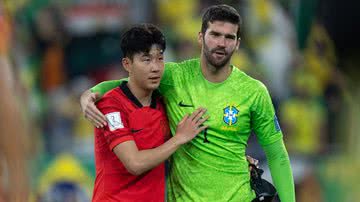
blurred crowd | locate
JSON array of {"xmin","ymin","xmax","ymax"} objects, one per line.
[{"xmin": 0, "ymin": 0, "xmax": 359, "ymax": 201}]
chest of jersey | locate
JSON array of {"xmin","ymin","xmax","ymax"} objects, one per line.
[
  {"xmin": 164, "ymin": 76, "xmax": 254, "ymax": 145},
  {"xmin": 126, "ymin": 107, "xmax": 170, "ymax": 150}
]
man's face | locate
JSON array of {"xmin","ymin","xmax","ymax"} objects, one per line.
[
  {"xmin": 200, "ymin": 21, "xmax": 240, "ymax": 69},
  {"xmin": 124, "ymin": 45, "xmax": 164, "ymax": 91}
]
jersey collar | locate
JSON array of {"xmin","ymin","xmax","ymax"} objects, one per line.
[{"xmin": 119, "ymin": 81, "xmax": 158, "ymax": 109}]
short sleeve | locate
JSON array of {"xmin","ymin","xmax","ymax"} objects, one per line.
[
  {"xmin": 96, "ymin": 95, "xmax": 133, "ymax": 151},
  {"xmin": 251, "ymin": 83, "xmax": 283, "ymax": 146}
]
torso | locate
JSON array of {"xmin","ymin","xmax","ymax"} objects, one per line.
[
  {"xmin": 93, "ymin": 82, "xmax": 170, "ymax": 202},
  {"xmin": 160, "ymin": 58, "xmax": 261, "ymax": 202}
]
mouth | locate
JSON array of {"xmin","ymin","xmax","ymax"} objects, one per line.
[
  {"xmin": 213, "ymin": 50, "xmax": 226, "ymax": 57},
  {"xmin": 149, "ymin": 76, "xmax": 161, "ymax": 81}
]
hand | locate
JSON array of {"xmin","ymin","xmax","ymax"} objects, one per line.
[
  {"xmin": 247, "ymin": 155, "xmax": 259, "ymax": 171},
  {"xmin": 80, "ymin": 90, "xmax": 107, "ymax": 128},
  {"xmin": 174, "ymin": 108, "xmax": 209, "ymax": 145}
]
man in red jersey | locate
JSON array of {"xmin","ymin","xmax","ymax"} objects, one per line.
[{"xmin": 92, "ymin": 24, "xmax": 208, "ymax": 202}]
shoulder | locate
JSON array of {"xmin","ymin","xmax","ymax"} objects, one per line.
[
  {"xmin": 232, "ymin": 67, "xmax": 268, "ymax": 93},
  {"xmin": 163, "ymin": 58, "xmax": 200, "ymax": 84},
  {"xmin": 165, "ymin": 58, "xmax": 199, "ymax": 72},
  {"xmin": 96, "ymin": 88, "xmax": 124, "ymax": 109}
]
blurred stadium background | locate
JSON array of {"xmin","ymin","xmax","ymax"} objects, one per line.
[{"xmin": 1, "ymin": 0, "xmax": 359, "ymax": 201}]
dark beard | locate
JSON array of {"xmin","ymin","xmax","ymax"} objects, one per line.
[{"xmin": 203, "ymin": 45, "xmax": 233, "ymax": 69}]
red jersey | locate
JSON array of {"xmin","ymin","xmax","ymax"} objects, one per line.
[{"xmin": 92, "ymin": 81, "xmax": 170, "ymax": 202}]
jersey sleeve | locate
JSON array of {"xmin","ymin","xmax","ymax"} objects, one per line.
[
  {"xmin": 263, "ymin": 139, "xmax": 295, "ymax": 202},
  {"xmin": 251, "ymin": 82, "xmax": 283, "ymax": 146},
  {"xmin": 91, "ymin": 79, "xmax": 127, "ymax": 97},
  {"xmin": 96, "ymin": 95, "xmax": 133, "ymax": 151}
]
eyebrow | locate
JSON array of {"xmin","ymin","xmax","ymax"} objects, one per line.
[
  {"xmin": 140, "ymin": 52, "xmax": 164, "ymax": 57},
  {"xmin": 141, "ymin": 53, "xmax": 150, "ymax": 57},
  {"xmin": 209, "ymin": 30, "xmax": 236, "ymax": 39}
]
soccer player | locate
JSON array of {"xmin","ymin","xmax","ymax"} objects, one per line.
[
  {"xmin": 82, "ymin": 5, "xmax": 295, "ymax": 202},
  {"xmin": 91, "ymin": 24, "xmax": 208, "ymax": 202}
]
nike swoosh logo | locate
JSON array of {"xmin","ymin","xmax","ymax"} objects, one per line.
[
  {"xmin": 131, "ymin": 128, "xmax": 143, "ymax": 133},
  {"xmin": 178, "ymin": 101, "xmax": 194, "ymax": 108}
]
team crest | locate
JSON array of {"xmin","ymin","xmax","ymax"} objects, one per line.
[{"xmin": 223, "ymin": 106, "xmax": 239, "ymax": 125}]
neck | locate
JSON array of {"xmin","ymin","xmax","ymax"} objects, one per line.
[
  {"xmin": 127, "ymin": 79, "xmax": 152, "ymax": 106},
  {"xmin": 200, "ymin": 54, "xmax": 232, "ymax": 83}
]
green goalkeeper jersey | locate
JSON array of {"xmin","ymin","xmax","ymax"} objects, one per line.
[
  {"xmin": 160, "ymin": 58, "xmax": 282, "ymax": 202},
  {"xmin": 92, "ymin": 58, "xmax": 285, "ymax": 202}
]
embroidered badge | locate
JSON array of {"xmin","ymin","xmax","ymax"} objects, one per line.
[
  {"xmin": 106, "ymin": 112, "xmax": 124, "ymax": 131},
  {"xmin": 223, "ymin": 106, "xmax": 239, "ymax": 126}
]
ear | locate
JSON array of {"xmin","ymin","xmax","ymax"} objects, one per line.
[
  {"xmin": 235, "ymin": 37, "xmax": 241, "ymax": 50},
  {"xmin": 198, "ymin": 32, "xmax": 203, "ymax": 47},
  {"xmin": 122, "ymin": 57, "xmax": 131, "ymax": 73}
]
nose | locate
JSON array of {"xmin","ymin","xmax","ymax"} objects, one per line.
[
  {"xmin": 217, "ymin": 36, "xmax": 226, "ymax": 47},
  {"xmin": 150, "ymin": 61, "xmax": 161, "ymax": 72}
]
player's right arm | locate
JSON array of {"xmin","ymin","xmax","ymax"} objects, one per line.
[
  {"xmin": 113, "ymin": 108, "xmax": 208, "ymax": 175},
  {"xmin": 98, "ymin": 96, "xmax": 208, "ymax": 176}
]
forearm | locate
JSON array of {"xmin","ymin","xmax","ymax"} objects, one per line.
[
  {"xmin": 116, "ymin": 109, "xmax": 207, "ymax": 175},
  {"xmin": 91, "ymin": 80, "xmax": 123, "ymax": 96},
  {"xmin": 120, "ymin": 136, "xmax": 182, "ymax": 175},
  {"xmin": 263, "ymin": 139, "xmax": 295, "ymax": 202}
]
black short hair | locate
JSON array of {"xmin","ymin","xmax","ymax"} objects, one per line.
[
  {"xmin": 201, "ymin": 4, "xmax": 242, "ymax": 38},
  {"xmin": 121, "ymin": 23, "xmax": 166, "ymax": 59}
]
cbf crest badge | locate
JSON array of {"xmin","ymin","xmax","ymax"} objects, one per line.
[{"xmin": 223, "ymin": 106, "xmax": 239, "ymax": 125}]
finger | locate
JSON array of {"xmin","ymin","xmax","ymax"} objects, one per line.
[
  {"xmin": 246, "ymin": 156, "xmax": 259, "ymax": 168},
  {"xmin": 92, "ymin": 120, "xmax": 102, "ymax": 128},
  {"xmin": 86, "ymin": 112, "xmax": 103, "ymax": 128},
  {"xmin": 85, "ymin": 113, "xmax": 103, "ymax": 128},
  {"xmin": 246, "ymin": 155, "xmax": 254, "ymax": 163},
  {"xmin": 196, "ymin": 125, "xmax": 208, "ymax": 134},
  {"xmin": 86, "ymin": 107, "xmax": 105, "ymax": 126},
  {"xmin": 188, "ymin": 108, "xmax": 200, "ymax": 121},
  {"xmin": 249, "ymin": 156, "xmax": 258, "ymax": 165},
  {"xmin": 195, "ymin": 115, "xmax": 209, "ymax": 126},
  {"xmin": 178, "ymin": 114, "xmax": 189, "ymax": 125},
  {"xmin": 189, "ymin": 108, "xmax": 203, "ymax": 121},
  {"xmin": 86, "ymin": 109, "xmax": 106, "ymax": 127},
  {"xmin": 88, "ymin": 103, "xmax": 107, "ymax": 124},
  {"xmin": 254, "ymin": 159, "xmax": 259, "ymax": 167},
  {"xmin": 192, "ymin": 108, "xmax": 207, "ymax": 123}
]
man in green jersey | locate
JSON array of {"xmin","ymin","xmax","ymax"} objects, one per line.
[{"xmin": 80, "ymin": 4, "xmax": 295, "ymax": 202}]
